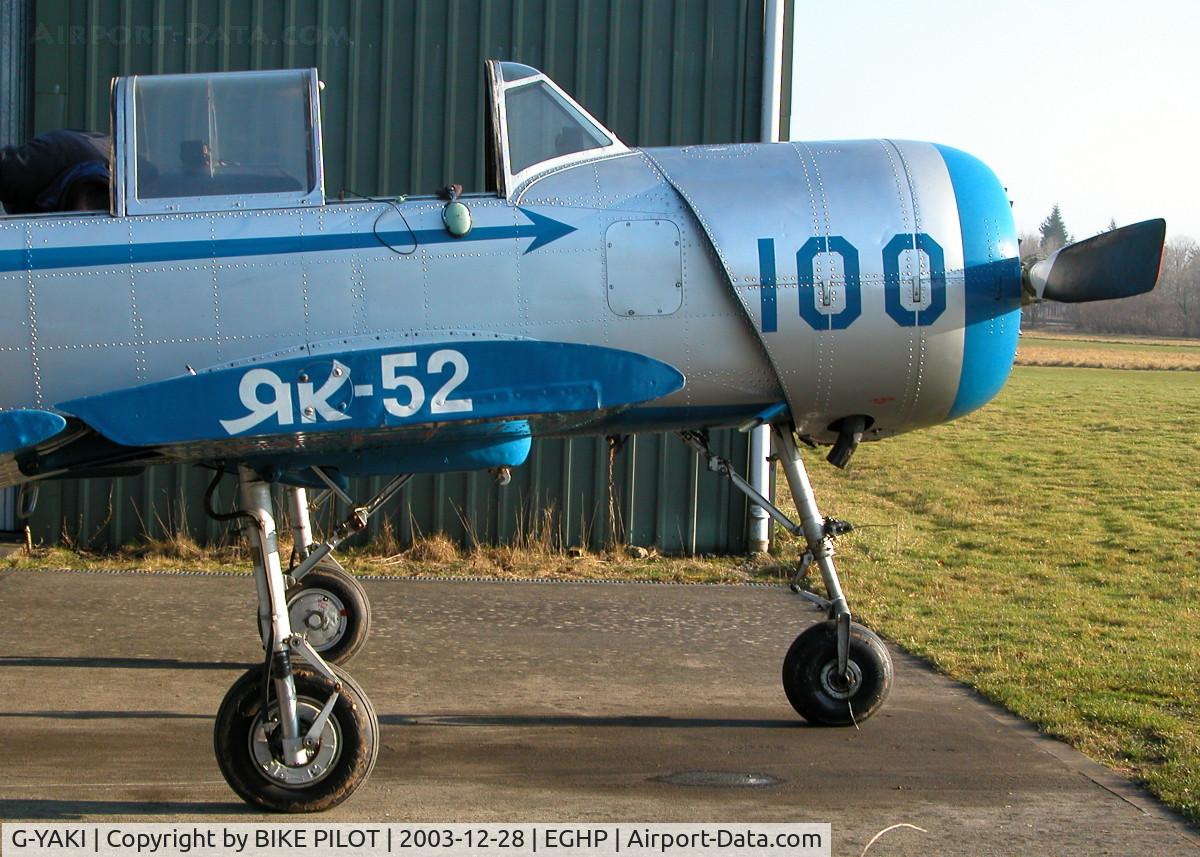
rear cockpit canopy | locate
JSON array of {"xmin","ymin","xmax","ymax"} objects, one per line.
[
  {"xmin": 486, "ymin": 61, "xmax": 627, "ymax": 198},
  {"xmin": 113, "ymin": 68, "xmax": 324, "ymax": 215}
]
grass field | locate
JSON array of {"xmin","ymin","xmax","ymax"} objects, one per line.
[
  {"xmin": 783, "ymin": 364, "xmax": 1200, "ymax": 823},
  {"xmin": 8, "ymin": 340, "xmax": 1199, "ymax": 823}
]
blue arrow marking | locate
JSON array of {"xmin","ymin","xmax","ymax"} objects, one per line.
[
  {"xmin": 385, "ymin": 207, "xmax": 576, "ymax": 255},
  {"xmin": 0, "ymin": 206, "xmax": 576, "ymax": 272}
]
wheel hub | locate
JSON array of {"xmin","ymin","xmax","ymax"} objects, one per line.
[
  {"xmin": 251, "ymin": 698, "xmax": 340, "ymax": 787},
  {"xmin": 289, "ymin": 588, "xmax": 347, "ymax": 650},
  {"xmin": 818, "ymin": 659, "xmax": 863, "ymax": 700}
]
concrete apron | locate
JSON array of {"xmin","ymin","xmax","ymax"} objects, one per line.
[{"xmin": 0, "ymin": 569, "xmax": 1195, "ymax": 856}]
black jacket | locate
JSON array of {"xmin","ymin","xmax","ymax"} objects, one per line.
[{"xmin": 0, "ymin": 129, "xmax": 111, "ymax": 214}]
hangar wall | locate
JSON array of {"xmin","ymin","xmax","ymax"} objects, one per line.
[{"xmin": 20, "ymin": 0, "xmax": 771, "ymax": 554}]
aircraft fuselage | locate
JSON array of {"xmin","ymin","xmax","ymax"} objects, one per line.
[{"xmin": 0, "ymin": 138, "xmax": 1021, "ymax": 468}]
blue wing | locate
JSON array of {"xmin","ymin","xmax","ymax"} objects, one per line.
[{"xmin": 0, "ymin": 339, "xmax": 685, "ymax": 486}]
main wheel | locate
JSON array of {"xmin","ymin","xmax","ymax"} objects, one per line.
[
  {"xmin": 286, "ymin": 563, "xmax": 371, "ymax": 665},
  {"xmin": 782, "ymin": 620, "xmax": 893, "ymax": 726},
  {"xmin": 214, "ymin": 663, "xmax": 379, "ymax": 812}
]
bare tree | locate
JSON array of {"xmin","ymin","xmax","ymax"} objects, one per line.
[{"xmin": 1160, "ymin": 238, "xmax": 1200, "ymax": 337}]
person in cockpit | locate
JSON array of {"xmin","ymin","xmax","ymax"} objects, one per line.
[{"xmin": 0, "ymin": 129, "xmax": 111, "ymax": 214}]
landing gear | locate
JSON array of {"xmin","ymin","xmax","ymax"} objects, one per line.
[
  {"xmin": 682, "ymin": 422, "xmax": 894, "ymax": 726},
  {"xmin": 214, "ymin": 662, "xmax": 379, "ymax": 812},
  {"xmin": 286, "ymin": 561, "xmax": 371, "ymax": 665},
  {"xmin": 781, "ymin": 620, "xmax": 892, "ymax": 725},
  {"xmin": 255, "ymin": 555, "xmax": 372, "ymax": 665},
  {"xmin": 272, "ymin": 476, "xmax": 408, "ymax": 665},
  {"xmin": 208, "ymin": 466, "xmax": 400, "ymax": 811}
]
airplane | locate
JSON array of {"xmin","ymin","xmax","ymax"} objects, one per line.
[{"xmin": 0, "ymin": 62, "xmax": 1166, "ymax": 812}]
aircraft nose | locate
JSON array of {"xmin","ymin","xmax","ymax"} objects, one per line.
[{"xmin": 933, "ymin": 144, "xmax": 1023, "ymax": 421}]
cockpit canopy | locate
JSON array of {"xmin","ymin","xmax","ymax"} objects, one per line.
[
  {"xmin": 486, "ymin": 61, "xmax": 627, "ymax": 197},
  {"xmin": 108, "ymin": 62, "xmax": 622, "ymax": 214},
  {"xmin": 113, "ymin": 68, "xmax": 324, "ymax": 215}
]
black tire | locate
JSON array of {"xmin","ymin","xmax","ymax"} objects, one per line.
[
  {"xmin": 286, "ymin": 563, "xmax": 371, "ymax": 665},
  {"xmin": 213, "ymin": 662, "xmax": 379, "ymax": 813},
  {"xmin": 782, "ymin": 620, "xmax": 893, "ymax": 726}
]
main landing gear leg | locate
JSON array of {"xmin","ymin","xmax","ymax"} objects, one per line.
[
  {"xmin": 681, "ymin": 426, "xmax": 893, "ymax": 726},
  {"xmin": 213, "ymin": 466, "xmax": 379, "ymax": 812},
  {"xmin": 287, "ymin": 486, "xmax": 316, "ymax": 556},
  {"xmin": 278, "ymin": 473, "xmax": 410, "ymax": 665},
  {"xmin": 283, "ymin": 485, "xmax": 370, "ymax": 665}
]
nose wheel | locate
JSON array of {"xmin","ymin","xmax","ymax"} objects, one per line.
[{"xmin": 782, "ymin": 620, "xmax": 892, "ymax": 725}]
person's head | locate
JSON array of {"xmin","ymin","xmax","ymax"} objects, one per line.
[
  {"xmin": 180, "ymin": 140, "xmax": 211, "ymax": 172},
  {"xmin": 65, "ymin": 179, "xmax": 109, "ymax": 212}
]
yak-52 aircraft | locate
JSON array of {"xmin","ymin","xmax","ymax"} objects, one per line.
[{"xmin": 0, "ymin": 63, "xmax": 1165, "ymax": 811}]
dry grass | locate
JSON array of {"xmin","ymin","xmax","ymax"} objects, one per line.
[
  {"xmin": 344, "ymin": 533, "xmax": 790, "ymax": 585},
  {"xmin": 6, "ymin": 528, "xmax": 793, "ymax": 587},
  {"xmin": 1016, "ymin": 333, "xmax": 1200, "ymax": 371},
  {"xmin": 1016, "ymin": 343, "xmax": 1200, "ymax": 371},
  {"xmin": 12, "ymin": 541, "xmax": 251, "ymax": 573},
  {"xmin": 1021, "ymin": 331, "xmax": 1200, "ymax": 348},
  {"xmin": 394, "ymin": 531, "xmax": 460, "ymax": 564}
]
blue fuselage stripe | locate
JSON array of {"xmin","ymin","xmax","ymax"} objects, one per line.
[
  {"xmin": 935, "ymin": 144, "xmax": 1023, "ymax": 420},
  {"xmin": 0, "ymin": 212, "xmax": 563, "ymax": 273}
]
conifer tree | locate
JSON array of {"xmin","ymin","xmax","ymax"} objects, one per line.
[{"xmin": 1039, "ymin": 205, "xmax": 1071, "ymax": 253}]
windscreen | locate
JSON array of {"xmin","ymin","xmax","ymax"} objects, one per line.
[
  {"xmin": 504, "ymin": 82, "xmax": 611, "ymax": 175},
  {"xmin": 133, "ymin": 71, "xmax": 314, "ymax": 200}
]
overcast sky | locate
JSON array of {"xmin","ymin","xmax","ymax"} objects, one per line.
[{"xmin": 788, "ymin": 0, "xmax": 1198, "ymax": 243}]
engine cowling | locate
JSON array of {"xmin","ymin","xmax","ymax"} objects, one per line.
[{"xmin": 644, "ymin": 139, "xmax": 1023, "ymax": 444}]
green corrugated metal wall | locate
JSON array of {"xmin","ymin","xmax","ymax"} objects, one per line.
[{"xmin": 25, "ymin": 0, "xmax": 765, "ymax": 554}]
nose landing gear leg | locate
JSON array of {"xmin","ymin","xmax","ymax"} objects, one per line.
[
  {"xmin": 773, "ymin": 428, "xmax": 852, "ymax": 674},
  {"xmin": 680, "ymin": 424, "xmax": 893, "ymax": 726},
  {"xmin": 770, "ymin": 426, "xmax": 892, "ymax": 726}
]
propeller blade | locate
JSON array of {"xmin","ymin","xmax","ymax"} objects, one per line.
[{"xmin": 1025, "ymin": 218, "xmax": 1166, "ymax": 303}]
